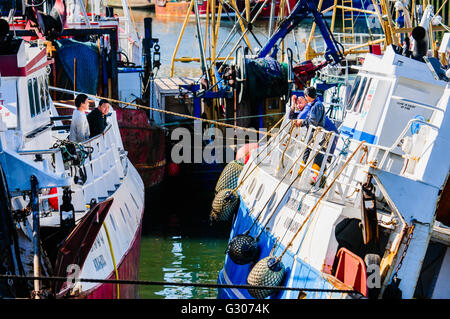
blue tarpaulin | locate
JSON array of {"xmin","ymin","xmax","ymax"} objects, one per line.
[
  {"xmin": 55, "ymin": 39, "xmax": 100, "ymax": 95},
  {"xmin": 246, "ymin": 56, "xmax": 288, "ymax": 101}
]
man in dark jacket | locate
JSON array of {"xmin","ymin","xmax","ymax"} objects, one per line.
[
  {"xmin": 87, "ymin": 99, "xmax": 110, "ymax": 137},
  {"xmin": 293, "ymin": 87, "xmax": 337, "ymax": 183}
]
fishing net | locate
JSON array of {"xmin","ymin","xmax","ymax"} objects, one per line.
[{"xmin": 245, "ymin": 57, "xmax": 288, "ymax": 102}]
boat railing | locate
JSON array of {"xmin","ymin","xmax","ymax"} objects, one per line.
[
  {"xmin": 307, "ymin": 32, "xmax": 384, "ymax": 58},
  {"xmin": 250, "ymin": 115, "xmax": 437, "ymax": 206},
  {"xmin": 378, "ymin": 118, "xmax": 440, "ymax": 170},
  {"xmin": 117, "ymin": 7, "xmax": 142, "ymax": 65},
  {"xmin": 333, "ymin": 32, "xmax": 384, "ymax": 49},
  {"xmin": 15, "ymin": 108, "xmax": 128, "ymax": 219},
  {"xmin": 78, "ymin": 111, "xmax": 126, "ymax": 204},
  {"xmin": 270, "ymin": 112, "xmax": 442, "ymax": 205}
]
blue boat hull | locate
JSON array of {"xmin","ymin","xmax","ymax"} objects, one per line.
[{"xmin": 217, "ymin": 198, "xmax": 342, "ymax": 299}]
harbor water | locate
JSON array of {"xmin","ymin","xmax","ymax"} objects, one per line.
[{"xmin": 123, "ymin": 10, "xmax": 381, "ymax": 299}]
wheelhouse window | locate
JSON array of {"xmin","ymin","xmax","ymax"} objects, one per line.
[
  {"xmin": 39, "ymin": 76, "xmax": 49, "ymax": 111},
  {"xmin": 345, "ymin": 75, "xmax": 361, "ymax": 111},
  {"xmin": 353, "ymin": 78, "xmax": 372, "ymax": 113},
  {"xmin": 352, "ymin": 77, "xmax": 368, "ymax": 112},
  {"xmin": 28, "ymin": 79, "xmax": 36, "ymax": 117},
  {"xmin": 33, "ymin": 78, "xmax": 41, "ymax": 115}
]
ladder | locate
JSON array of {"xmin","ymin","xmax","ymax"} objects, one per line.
[{"xmin": 341, "ymin": 0, "xmax": 355, "ymax": 45}]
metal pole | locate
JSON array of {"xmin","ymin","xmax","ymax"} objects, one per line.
[
  {"xmin": 216, "ymin": 0, "xmax": 272, "ymax": 73},
  {"xmin": 194, "ymin": 0, "xmax": 211, "ymax": 83},
  {"xmin": 73, "ymin": 58, "xmax": 77, "ymax": 99},
  {"xmin": 170, "ymin": 0, "xmax": 195, "ymax": 77},
  {"xmin": 285, "ymin": 0, "xmax": 301, "ymax": 61},
  {"xmin": 77, "ymin": 0, "xmax": 92, "ymax": 28},
  {"xmin": 215, "ymin": 1, "xmax": 247, "ymax": 58},
  {"xmin": 30, "ymin": 175, "xmax": 40, "ymax": 299},
  {"xmin": 268, "ymin": 0, "xmax": 276, "ymax": 38}
]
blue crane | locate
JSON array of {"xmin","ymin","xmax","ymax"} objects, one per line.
[
  {"xmin": 178, "ymin": 0, "xmax": 345, "ymax": 127},
  {"xmin": 258, "ymin": 0, "xmax": 344, "ymax": 64}
]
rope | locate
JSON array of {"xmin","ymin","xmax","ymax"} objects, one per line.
[
  {"xmin": 103, "ymin": 222, "xmax": 120, "ymax": 299},
  {"xmin": 272, "ymin": 132, "xmax": 334, "ymax": 246},
  {"xmin": 277, "ymin": 141, "xmax": 367, "ymax": 260},
  {"xmin": 431, "ymin": 12, "xmax": 450, "ymax": 32},
  {"xmin": 279, "ymin": 122, "xmax": 295, "ymax": 169},
  {"xmin": 233, "ymin": 119, "xmax": 290, "ymax": 192},
  {"xmin": 161, "ymin": 112, "xmax": 286, "ymax": 127},
  {"xmin": 319, "ymin": 136, "xmax": 350, "ymax": 182},
  {"xmin": 257, "ymin": 131, "xmax": 334, "ymax": 243},
  {"xmin": 246, "ymin": 129, "xmax": 323, "ymax": 234},
  {"xmin": 49, "ymin": 86, "xmax": 274, "ymax": 137},
  {"xmin": 0, "ymin": 274, "xmax": 361, "ymax": 295}
]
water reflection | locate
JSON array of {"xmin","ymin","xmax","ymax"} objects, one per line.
[{"xmin": 139, "ymin": 235, "xmax": 228, "ymax": 299}]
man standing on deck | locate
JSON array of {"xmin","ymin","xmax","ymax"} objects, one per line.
[
  {"xmin": 292, "ymin": 87, "xmax": 339, "ymax": 182},
  {"xmin": 87, "ymin": 99, "xmax": 110, "ymax": 137},
  {"xmin": 69, "ymin": 94, "xmax": 90, "ymax": 143}
]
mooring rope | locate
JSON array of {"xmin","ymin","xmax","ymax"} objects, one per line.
[
  {"xmin": 263, "ymin": 131, "xmax": 334, "ymax": 243},
  {"xmin": 277, "ymin": 141, "xmax": 367, "ymax": 261},
  {"xmin": 49, "ymin": 86, "xmax": 275, "ymax": 137},
  {"xmin": 244, "ymin": 129, "xmax": 323, "ymax": 235},
  {"xmin": 233, "ymin": 118, "xmax": 290, "ymax": 192},
  {"xmin": 161, "ymin": 112, "xmax": 285, "ymax": 127},
  {"xmin": 0, "ymin": 274, "xmax": 361, "ymax": 295}
]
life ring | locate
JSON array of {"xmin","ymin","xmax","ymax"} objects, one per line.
[{"xmin": 156, "ymin": 0, "xmax": 167, "ymax": 7}]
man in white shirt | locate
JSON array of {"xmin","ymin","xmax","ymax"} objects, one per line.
[{"xmin": 69, "ymin": 94, "xmax": 90, "ymax": 143}]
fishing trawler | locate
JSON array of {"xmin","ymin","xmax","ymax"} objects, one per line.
[
  {"xmin": 0, "ymin": 20, "xmax": 145, "ymax": 299},
  {"xmin": 153, "ymin": 0, "xmax": 294, "ymax": 18},
  {"xmin": 214, "ymin": 21, "xmax": 450, "ymax": 298},
  {"xmin": 109, "ymin": 0, "xmax": 154, "ymax": 11},
  {"xmin": 4, "ymin": 0, "xmax": 166, "ymax": 190}
]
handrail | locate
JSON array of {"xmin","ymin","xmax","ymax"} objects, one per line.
[
  {"xmin": 379, "ymin": 119, "xmax": 439, "ymax": 168},
  {"xmin": 50, "ymin": 115, "xmax": 73, "ymax": 121},
  {"xmin": 81, "ymin": 124, "xmax": 113, "ymax": 145},
  {"xmin": 17, "ymin": 149, "xmax": 61, "ymax": 156},
  {"xmin": 53, "ymin": 102, "xmax": 76, "ymax": 110}
]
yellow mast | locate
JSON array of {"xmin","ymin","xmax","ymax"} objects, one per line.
[
  {"xmin": 305, "ymin": 0, "xmax": 325, "ymax": 60},
  {"xmin": 230, "ymin": 0, "xmax": 253, "ymax": 53},
  {"xmin": 170, "ymin": 0, "xmax": 195, "ymax": 77}
]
